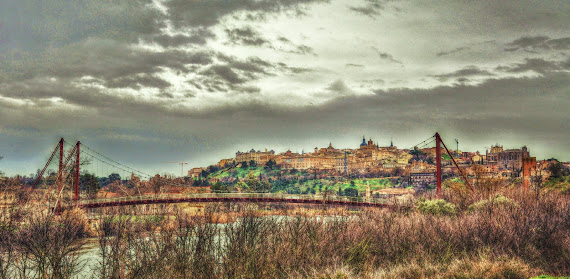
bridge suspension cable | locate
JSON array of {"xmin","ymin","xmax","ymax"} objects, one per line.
[
  {"xmin": 78, "ymin": 142, "xmax": 192, "ymax": 190},
  {"xmin": 416, "ymin": 138, "xmax": 436, "ymax": 149},
  {"xmin": 80, "ymin": 143, "xmax": 153, "ymax": 178},
  {"xmin": 408, "ymin": 135, "xmax": 436, "ymax": 150}
]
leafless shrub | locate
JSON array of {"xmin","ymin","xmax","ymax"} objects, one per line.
[
  {"xmin": 84, "ymin": 189, "xmax": 569, "ymax": 278},
  {"xmin": 0, "ymin": 214, "xmax": 16, "ymax": 279},
  {"xmin": 14, "ymin": 210, "xmax": 87, "ymax": 279},
  {"xmin": 3, "ymin": 184, "xmax": 562, "ymax": 279}
]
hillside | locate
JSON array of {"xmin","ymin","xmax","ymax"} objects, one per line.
[{"xmin": 206, "ymin": 165, "xmax": 402, "ymax": 196}]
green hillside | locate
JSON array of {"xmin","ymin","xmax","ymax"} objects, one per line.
[{"xmin": 205, "ymin": 165, "xmax": 399, "ymax": 196}]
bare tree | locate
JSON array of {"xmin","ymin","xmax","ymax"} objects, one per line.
[{"xmin": 16, "ymin": 210, "xmax": 87, "ymax": 279}]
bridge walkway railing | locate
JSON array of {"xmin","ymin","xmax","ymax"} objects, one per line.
[{"xmin": 78, "ymin": 193, "xmax": 391, "ymax": 207}]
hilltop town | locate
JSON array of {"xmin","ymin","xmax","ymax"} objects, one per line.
[
  {"xmin": 187, "ymin": 136, "xmax": 568, "ymax": 194},
  {"xmin": 3, "ymin": 136, "xmax": 567, "ymax": 201}
]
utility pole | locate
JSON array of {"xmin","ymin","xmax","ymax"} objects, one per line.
[
  {"xmin": 344, "ymin": 150, "xmax": 348, "ymax": 175},
  {"xmin": 455, "ymin": 139, "xmax": 459, "ymax": 158},
  {"xmin": 163, "ymin": 161, "xmax": 189, "ymax": 177}
]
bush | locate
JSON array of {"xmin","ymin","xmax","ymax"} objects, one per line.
[
  {"xmin": 4, "ymin": 187, "xmax": 569, "ymax": 278},
  {"xmin": 417, "ymin": 199, "xmax": 456, "ymax": 216},
  {"xmin": 531, "ymin": 276, "xmax": 570, "ymax": 279},
  {"xmin": 468, "ymin": 194, "xmax": 517, "ymax": 212},
  {"xmin": 345, "ymin": 238, "xmax": 371, "ymax": 274},
  {"xmin": 545, "ymin": 176, "xmax": 570, "ymax": 194}
]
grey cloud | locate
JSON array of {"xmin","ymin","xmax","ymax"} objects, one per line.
[
  {"xmin": 495, "ymin": 58, "xmax": 566, "ymax": 74},
  {"xmin": 0, "ymin": 0, "xmax": 327, "ymax": 101},
  {"xmin": 559, "ymin": 57, "xmax": 570, "ymax": 70},
  {"xmin": 547, "ymin": 37, "xmax": 570, "ymax": 50},
  {"xmin": 504, "ymin": 35, "xmax": 570, "ymax": 52},
  {"xmin": 276, "ymin": 61, "xmax": 320, "ymax": 75},
  {"xmin": 225, "ymin": 26, "xmax": 270, "ymax": 46},
  {"xmin": 219, "ymin": 56, "xmax": 312, "ymax": 77},
  {"xmin": 423, "ymin": 2, "xmax": 569, "ymax": 36},
  {"xmin": 0, "ymin": 76, "xmax": 210, "ymax": 123},
  {"xmin": 0, "ymin": 81, "xmax": 163, "ymax": 122},
  {"xmin": 229, "ymin": 57, "xmax": 273, "ymax": 74},
  {"xmin": 0, "ymin": 0, "xmax": 163, "ymax": 54},
  {"xmin": 151, "ymin": 29, "xmax": 215, "ymax": 47},
  {"xmin": 235, "ymin": 85, "xmax": 262, "ymax": 94},
  {"xmin": 346, "ymin": 64, "xmax": 365, "ymax": 68},
  {"xmin": 432, "ymin": 66, "xmax": 495, "ymax": 81},
  {"xmin": 242, "ymin": 12, "xmax": 269, "ymax": 22},
  {"xmin": 166, "ymin": 0, "xmax": 328, "ymax": 28},
  {"xmin": 0, "ymin": 0, "xmax": 328, "ymax": 61},
  {"xmin": 274, "ymin": 35, "xmax": 316, "ymax": 56},
  {"xmin": 105, "ymin": 75, "xmax": 172, "ymax": 90},
  {"xmin": 290, "ymin": 45, "xmax": 316, "ymax": 55},
  {"xmin": 436, "ymin": 47, "xmax": 469, "ymax": 57},
  {"xmin": 315, "ymin": 79, "xmax": 354, "ymax": 97},
  {"xmin": 361, "ymin": 78, "xmax": 385, "ymax": 85},
  {"xmin": 193, "ymin": 56, "xmax": 277, "ymax": 92},
  {"xmin": 1, "ymin": 40, "xmax": 216, "ymax": 107},
  {"xmin": 157, "ymin": 92, "xmax": 175, "ymax": 99},
  {"xmin": 505, "ymin": 36, "xmax": 550, "ymax": 51},
  {"xmin": 234, "ymin": 56, "xmax": 273, "ymax": 73},
  {"xmin": 0, "ymin": 0, "xmax": 327, "ymax": 104},
  {"xmin": 281, "ymin": 65, "xmax": 315, "ymax": 74},
  {"xmin": 372, "ymin": 47, "xmax": 402, "ymax": 64},
  {"xmin": 327, "ymin": 80, "xmax": 349, "ymax": 92},
  {"xmin": 202, "ymin": 65, "xmax": 246, "ymax": 84},
  {"xmin": 183, "ymin": 92, "xmax": 196, "ymax": 98},
  {"xmin": 350, "ymin": 0, "xmax": 387, "ymax": 18},
  {"xmin": 5, "ymin": 39, "xmax": 214, "ymax": 84},
  {"xmin": 455, "ymin": 77, "xmax": 470, "ymax": 84}
]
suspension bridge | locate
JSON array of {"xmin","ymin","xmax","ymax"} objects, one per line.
[{"xmin": 24, "ymin": 133, "xmax": 470, "ymax": 212}]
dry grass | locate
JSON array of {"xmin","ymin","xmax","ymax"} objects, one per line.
[
  {"xmin": 293, "ymin": 256, "xmax": 537, "ymax": 279},
  {"xmin": 1, "ymin": 186, "xmax": 569, "ymax": 278}
]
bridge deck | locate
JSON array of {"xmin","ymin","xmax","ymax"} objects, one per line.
[{"xmin": 78, "ymin": 193, "xmax": 391, "ymax": 208}]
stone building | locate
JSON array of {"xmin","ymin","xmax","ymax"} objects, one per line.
[
  {"xmin": 486, "ymin": 145, "xmax": 530, "ymax": 171},
  {"xmin": 277, "ymin": 150, "xmax": 335, "ymax": 170},
  {"xmin": 314, "ymin": 142, "xmax": 343, "ymax": 157},
  {"xmin": 486, "ymin": 144, "xmax": 504, "ymax": 166},
  {"xmin": 236, "ymin": 149, "xmax": 276, "ymax": 166},
  {"xmin": 188, "ymin": 167, "xmax": 204, "ymax": 178},
  {"xmin": 409, "ymin": 172, "xmax": 436, "ymax": 188},
  {"xmin": 498, "ymin": 146, "xmax": 530, "ymax": 171}
]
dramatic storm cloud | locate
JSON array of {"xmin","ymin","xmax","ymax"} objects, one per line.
[{"xmin": 0, "ymin": 0, "xmax": 569, "ymax": 175}]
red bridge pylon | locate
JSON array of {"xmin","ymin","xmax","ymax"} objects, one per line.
[
  {"xmin": 435, "ymin": 132, "xmax": 474, "ymax": 197},
  {"xmin": 27, "ymin": 138, "xmax": 81, "ymax": 213}
]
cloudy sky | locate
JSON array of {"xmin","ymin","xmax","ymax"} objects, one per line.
[{"xmin": 0, "ymin": 0, "xmax": 568, "ymax": 176}]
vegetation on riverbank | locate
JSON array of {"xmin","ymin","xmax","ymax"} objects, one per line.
[{"xmin": 0, "ymin": 178, "xmax": 569, "ymax": 278}]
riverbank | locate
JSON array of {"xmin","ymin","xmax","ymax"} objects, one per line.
[{"xmin": 1, "ymin": 187, "xmax": 568, "ymax": 278}]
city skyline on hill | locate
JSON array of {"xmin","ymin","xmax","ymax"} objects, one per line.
[{"xmin": 1, "ymin": 133, "xmax": 564, "ymax": 177}]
